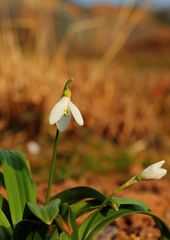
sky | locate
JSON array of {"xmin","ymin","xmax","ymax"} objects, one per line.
[{"xmin": 73, "ymin": 0, "xmax": 170, "ymax": 9}]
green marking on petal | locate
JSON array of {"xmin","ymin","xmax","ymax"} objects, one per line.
[{"xmin": 64, "ymin": 109, "xmax": 70, "ymax": 116}]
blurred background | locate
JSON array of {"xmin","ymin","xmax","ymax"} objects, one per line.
[{"xmin": 0, "ymin": 0, "xmax": 170, "ymax": 185}]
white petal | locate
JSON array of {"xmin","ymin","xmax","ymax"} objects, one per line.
[
  {"xmin": 56, "ymin": 115, "xmax": 71, "ymax": 132},
  {"xmin": 151, "ymin": 160, "xmax": 165, "ymax": 168},
  {"xmin": 69, "ymin": 100, "xmax": 84, "ymax": 126},
  {"xmin": 143, "ymin": 160, "xmax": 165, "ymax": 172},
  {"xmin": 49, "ymin": 97, "xmax": 69, "ymax": 125},
  {"xmin": 153, "ymin": 169, "xmax": 167, "ymax": 179},
  {"xmin": 141, "ymin": 169, "xmax": 153, "ymax": 179},
  {"xmin": 141, "ymin": 160, "xmax": 167, "ymax": 180}
]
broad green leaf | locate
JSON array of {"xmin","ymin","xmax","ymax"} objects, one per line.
[
  {"xmin": 13, "ymin": 219, "xmax": 48, "ymax": 240},
  {"xmin": 0, "ymin": 208, "xmax": 12, "ymax": 239},
  {"xmin": 27, "ymin": 231, "xmax": 43, "ymax": 240},
  {"xmin": 0, "ymin": 226, "xmax": 12, "ymax": 240},
  {"xmin": 27, "ymin": 198, "xmax": 60, "ymax": 225},
  {"xmin": 0, "ymin": 195, "xmax": 12, "ymax": 226},
  {"xmin": 71, "ymin": 197, "xmax": 149, "ymax": 219},
  {"xmin": 0, "ymin": 196, "xmax": 12, "ymax": 239},
  {"xmin": 48, "ymin": 227, "xmax": 59, "ymax": 240},
  {"xmin": 113, "ymin": 197, "xmax": 150, "ymax": 211},
  {"xmin": 71, "ymin": 200, "xmax": 101, "ymax": 218},
  {"xmin": 59, "ymin": 232, "xmax": 71, "ymax": 240},
  {"xmin": 0, "ymin": 208, "xmax": 11, "ymax": 229},
  {"xmin": 68, "ymin": 206, "xmax": 79, "ymax": 240},
  {"xmin": 72, "ymin": 198, "xmax": 150, "ymax": 239},
  {"xmin": 0, "ymin": 150, "xmax": 36, "ymax": 225},
  {"xmin": 79, "ymin": 205, "xmax": 170, "ymax": 240},
  {"xmin": 53, "ymin": 186, "xmax": 106, "ymax": 204}
]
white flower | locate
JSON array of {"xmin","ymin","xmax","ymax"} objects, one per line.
[
  {"xmin": 49, "ymin": 96, "xmax": 84, "ymax": 132},
  {"xmin": 140, "ymin": 160, "xmax": 167, "ymax": 180}
]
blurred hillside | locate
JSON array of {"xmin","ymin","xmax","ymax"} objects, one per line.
[{"xmin": 0, "ymin": 1, "xmax": 170, "ymax": 56}]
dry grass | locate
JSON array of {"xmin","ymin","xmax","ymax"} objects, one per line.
[
  {"xmin": 0, "ymin": 55, "xmax": 169, "ymax": 145},
  {"xmin": 0, "ymin": 1, "xmax": 169, "ymax": 146}
]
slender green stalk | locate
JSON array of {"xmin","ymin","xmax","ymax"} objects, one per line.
[
  {"xmin": 111, "ymin": 176, "xmax": 139, "ymax": 195},
  {"xmin": 46, "ymin": 129, "xmax": 60, "ymax": 204},
  {"xmin": 82, "ymin": 176, "xmax": 139, "ymax": 240}
]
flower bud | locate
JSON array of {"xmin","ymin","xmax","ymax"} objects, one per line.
[{"xmin": 140, "ymin": 160, "xmax": 167, "ymax": 180}]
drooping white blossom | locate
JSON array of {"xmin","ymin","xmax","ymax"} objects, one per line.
[
  {"xmin": 49, "ymin": 90, "xmax": 84, "ymax": 132},
  {"xmin": 140, "ymin": 160, "xmax": 167, "ymax": 180}
]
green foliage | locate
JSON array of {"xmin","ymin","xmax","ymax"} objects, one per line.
[
  {"xmin": 0, "ymin": 149, "xmax": 169, "ymax": 239},
  {"xmin": 0, "ymin": 208, "xmax": 11, "ymax": 229},
  {"xmin": 79, "ymin": 205, "xmax": 170, "ymax": 240},
  {"xmin": 0, "ymin": 150, "xmax": 36, "ymax": 225},
  {"xmin": 27, "ymin": 198, "xmax": 60, "ymax": 225},
  {"xmin": 27, "ymin": 231, "xmax": 43, "ymax": 240},
  {"xmin": 13, "ymin": 219, "xmax": 47, "ymax": 240},
  {"xmin": 54, "ymin": 186, "xmax": 106, "ymax": 204}
]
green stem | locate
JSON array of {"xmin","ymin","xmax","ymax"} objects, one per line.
[
  {"xmin": 111, "ymin": 176, "xmax": 138, "ymax": 195},
  {"xmin": 46, "ymin": 129, "xmax": 60, "ymax": 204},
  {"xmin": 82, "ymin": 176, "xmax": 139, "ymax": 240},
  {"xmin": 100, "ymin": 176, "xmax": 138, "ymax": 211}
]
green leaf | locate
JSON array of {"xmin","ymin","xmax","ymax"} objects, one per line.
[
  {"xmin": 71, "ymin": 196, "xmax": 149, "ymax": 220},
  {"xmin": 56, "ymin": 203, "xmax": 79, "ymax": 240},
  {"xmin": 0, "ymin": 196, "xmax": 12, "ymax": 239},
  {"xmin": 59, "ymin": 232, "xmax": 71, "ymax": 240},
  {"xmin": 71, "ymin": 200, "xmax": 101, "ymax": 218},
  {"xmin": 27, "ymin": 198, "xmax": 61, "ymax": 225},
  {"xmin": 79, "ymin": 204, "xmax": 170, "ymax": 240},
  {"xmin": 0, "ymin": 195, "xmax": 12, "ymax": 226},
  {"xmin": 113, "ymin": 197, "xmax": 150, "ymax": 211},
  {"xmin": 0, "ymin": 226, "xmax": 12, "ymax": 240},
  {"xmin": 48, "ymin": 227, "xmax": 59, "ymax": 240},
  {"xmin": 0, "ymin": 150, "xmax": 36, "ymax": 225},
  {"xmin": 55, "ymin": 186, "xmax": 120, "ymax": 215},
  {"xmin": 26, "ymin": 231, "xmax": 43, "ymax": 240},
  {"xmin": 13, "ymin": 219, "xmax": 48, "ymax": 240},
  {"xmin": 0, "ymin": 208, "xmax": 11, "ymax": 229},
  {"xmin": 0, "ymin": 208, "xmax": 12, "ymax": 239},
  {"xmin": 68, "ymin": 206, "xmax": 79, "ymax": 240},
  {"xmin": 53, "ymin": 186, "xmax": 106, "ymax": 204}
]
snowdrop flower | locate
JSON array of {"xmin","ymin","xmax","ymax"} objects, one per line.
[
  {"xmin": 140, "ymin": 160, "xmax": 167, "ymax": 180},
  {"xmin": 49, "ymin": 88, "xmax": 84, "ymax": 132}
]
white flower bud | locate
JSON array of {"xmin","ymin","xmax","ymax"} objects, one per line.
[{"xmin": 140, "ymin": 160, "xmax": 167, "ymax": 180}]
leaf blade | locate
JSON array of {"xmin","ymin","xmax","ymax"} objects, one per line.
[
  {"xmin": 53, "ymin": 186, "xmax": 106, "ymax": 204},
  {"xmin": 0, "ymin": 150, "xmax": 36, "ymax": 225},
  {"xmin": 27, "ymin": 198, "xmax": 61, "ymax": 225},
  {"xmin": 79, "ymin": 205, "xmax": 170, "ymax": 240}
]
